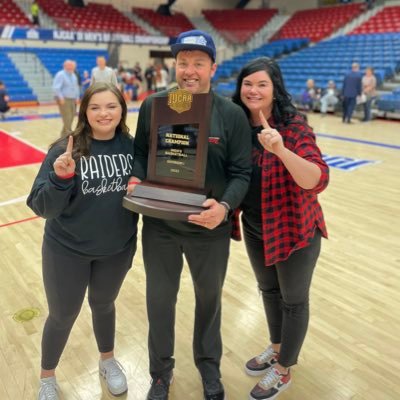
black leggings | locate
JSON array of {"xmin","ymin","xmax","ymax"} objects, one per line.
[
  {"xmin": 243, "ymin": 227, "xmax": 321, "ymax": 368},
  {"xmin": 41, "ymin": 239, "xmax": 135, "ymax": 370}
]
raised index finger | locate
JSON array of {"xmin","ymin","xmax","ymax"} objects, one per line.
[
  {"xmin": 66, "ymin": 135, "xmax": 73, "ymax": 154},
  {"xmin": 259, "ymin": 110, "xmax": 271, "ymax": 130}
]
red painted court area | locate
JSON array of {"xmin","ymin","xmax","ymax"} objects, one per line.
[{"xmin": 0, "ymin": 130, "xmax": 45, "ymax": 168}]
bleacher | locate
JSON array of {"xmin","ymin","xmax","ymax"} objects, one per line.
[
  {"xmin": 0, "ymin": 51, "xmax": 36, "ymax": 103},
  {"xmin": 272, "ymin": 3, "xmax": 363, "ymax": 42},
  {"xmin": 377, "ymin": 87, "xmax": 400, "ymax": 113},
  {"xmin": 132, "ymin": 7, "xmax": 194, "ymax": 37},
  {"xmin": 352, "ymin": 6, "xmax": 400, "ymax": 34},
  {"xmin": 0, "ymin": 0, "xmax": 399, "ymax": 119},
  {"xmin": 0, "ymin": 0, "xmax": 32, "ymax": 28},
  {"xmin": 280, "ymin": 33, "xmax": 400, "ymax": 102},
  {"xmin": 202, "ymin": 9, "xmax": 277, "ymax": 44},
  {"xmin": 37, "ymin": 0, "xmax": 146, "ymax": 33},
  {"xmin": 214, "ymin": 38, "xmax": 309, "ymax": 97},
  {"xmin": 33, "ymin": 48, "xmax": 108, "ymax": 78}
]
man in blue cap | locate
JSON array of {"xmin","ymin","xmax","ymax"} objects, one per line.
[{"xmin": 131, "ymin": 29, "xmax": 252, "ymax": 400}]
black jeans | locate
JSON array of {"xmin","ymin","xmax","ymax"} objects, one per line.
[
  {"xmin": 41, "ymin": 239, "xmax": 135, "ymax": 370},
  {"xmin": 142, "ymin": 219, "xmax": 230, "ymax": 381},
  {"xmin": 243, "ymin": 225, "xmax": 321, "ymax": 367}
]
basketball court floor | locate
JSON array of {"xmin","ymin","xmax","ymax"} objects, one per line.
[{"xmin": 0, "ymin": 104, "xmax": 399, "ymax": 399}]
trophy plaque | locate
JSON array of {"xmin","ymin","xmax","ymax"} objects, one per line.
[{"xmin": 123, "ymin": 89, "xmax": 212, "ymax": 220}]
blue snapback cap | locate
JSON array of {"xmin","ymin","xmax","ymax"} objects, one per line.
[{"xmin": 171, "ymin": 30, "xmax": 216, "ymax": 62}]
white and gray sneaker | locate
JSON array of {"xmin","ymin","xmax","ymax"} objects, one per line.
[
  {"xmin": 99, "ymin": 357, "xmax": 128, "ymax": 396},
  {"xmin": 38, "ymin": 376, "xmax": 59, "ymax": 400},
  {"xmin": 245, "ymin": 345, "xmax": 279, "ymax": 376}
]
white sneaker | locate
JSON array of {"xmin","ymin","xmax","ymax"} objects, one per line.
[
  {"xmin": 38, "ymin": 376, "xmax": 59, "ymax": 400},
  {"xmin": 99, "ymin": 357, "xmax": 128, "ymax": 396}
]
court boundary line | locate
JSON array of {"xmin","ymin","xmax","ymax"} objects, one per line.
[
  {"xmin": 0, "ymin": 216, "xmax": 40, "ymax": 228},
  {"xmin": 0, "ymin": 129, "xmax": 47, "ymax": 154},
  {"xmin": 317, "ymin": 132, "xmax": 400, "ymax": 150},
  {"xmin": 0, "ymin": 195, "xmax": 28, "ymax": 207}
]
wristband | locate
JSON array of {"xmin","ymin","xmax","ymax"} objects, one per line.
[{"xmin": 57, "ymin": 172, "xmax": 75, "ymax": 179}]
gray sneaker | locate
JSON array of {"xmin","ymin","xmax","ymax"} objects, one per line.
[
  {"xmin": 38, "ymin": 376, "xmax": 59, "ymax": 400},
  {"xmin": 99, "ymin": 357, "xmax": 128, "ymax": 396},
  {"xmin": 245, "ymin": 346, "xmax": 278, "ymax": 376}
]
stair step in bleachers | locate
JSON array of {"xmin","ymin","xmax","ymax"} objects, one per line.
[
  {"xmin": 0, "ymin": 0, "xmax": 33, "ymax": 27},
  {"xmin": 1, "ymin": 47, "xmax": 110, "ymax": 104},
  {"xmin": 202, "ymin": 8, "xmax": 277, "ymax": 44},
  {"xmin": 132, "ymin": 7, "xmax": 194, "ymax": 37},
  {"xmin": 0, "ymin": 52, "xmax": 36, "ymax": 103}
]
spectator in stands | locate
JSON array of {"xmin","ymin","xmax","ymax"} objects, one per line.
[
  {"xmin": 362, "ymin": 67, "xmax": 377, "ymax": 122},
  {"xmin": 132, "ymin": 29, "xmax": 251, "ymax": 400},
  {"xmin": 52, "ymin": 60, "xmax": 80, "ymax": 136},
  {"xmin": 31, "ymin": 0, "xmax": 40, "ymax": 27},
  {"xmin": 144, "ymin": 62, "xmax": 155, "ymax": 92},
  {"xmin": 319, "ymin": 80, "xmax": 339, "ymax": 116},
  {"xmin": 232, "ymin": 57, "xmax": 329, "ymax": 400},
  {"xmin": 91, "ymin": 56, "xmax": 118, "ymax": 87},
  {"xmin": 81, "ymin": 70, "xmax": 91, "ymax": 95},
  {"xmin": 0, "ymin": 81, "xmax": 11, "ymax": 120},
  {"xmin": 28, "ymin": 82, "xmax": 138, "ymax": 400},
  {"xmin": 342, "ymin": 62, "xmax": 362, "ymax": 124},
  {"xmin": 300, "ymin": 79, "xmax": 320, "ymax": 111},
  {"xmin": 154, "ymin": 62, "xmax": 169, "ymax": 92}
]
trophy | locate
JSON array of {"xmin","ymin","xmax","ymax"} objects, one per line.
[{"xmin": 123, "ymin": 89, "xmax": 212, "ymax": 220}]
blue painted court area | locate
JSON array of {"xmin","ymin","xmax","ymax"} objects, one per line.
[{"xmin": 322, "ymin": 154, "xmax": 379, "ymax": 171}]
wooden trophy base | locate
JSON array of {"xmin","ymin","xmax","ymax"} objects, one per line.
[{"xmin": 123, "ymin": 182, "xmax": 206, "ymax": 221}]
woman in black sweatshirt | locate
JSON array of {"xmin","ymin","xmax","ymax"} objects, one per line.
[{"xmin": 27, "ymin": 82, "xmax": 138, "ymax": 400}]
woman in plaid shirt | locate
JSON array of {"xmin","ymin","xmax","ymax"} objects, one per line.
[{"xmin": 232, "ymin": 57, "xmax": 329, "ymax": 400}]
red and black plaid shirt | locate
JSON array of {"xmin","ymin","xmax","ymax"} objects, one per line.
[{"xmin": 232, "ymin": 115, "xmax": 329, "ymax": 266}]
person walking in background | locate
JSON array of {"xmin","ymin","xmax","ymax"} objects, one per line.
[
  {"xmin": 91, "ymin": 56, "xmax": 118, "ymax": 87},
  {"xmin": 52, "ymin": 60, "xmax": 80, "ymax": 136},
  {"xmin": 31, "ymin": 0, "xmax": 40, "ymax": 27},
  {"xmin": 0, "ymin": 80, "xmax": 11, "ymax": 120},
  {"xmin": 131, "ymin": 29, "xmax": 252, "ymax": 400},
  {"xmin": 361, "ymin": 66, "xmax": 377, "ymax": 122},
  {"xmin": 232, "ymin": 57, "xmax": 329, "ymax": 400},
  {"xmin": 27, "ymin": 83, "xmax": 138, "ymax": 400},
  {"xmin": 342, "ymin": 62, "xmax": 362, "ymax": 123}
]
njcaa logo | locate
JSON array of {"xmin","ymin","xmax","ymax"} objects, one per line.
[{"xmin": 168, "ymin": 89, "xmax": 193, "ymax": 114}]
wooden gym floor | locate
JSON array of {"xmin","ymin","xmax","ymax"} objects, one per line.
[{"xmin": 0, "ymin": 105, "xmax": 399, "ymax": 399}]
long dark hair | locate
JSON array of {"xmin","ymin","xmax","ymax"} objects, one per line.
[
  {"xmin": 232, "ymin": 57, "xmax": 303, "ymax": 127},
  {"xmin": 50, "ymin": 82, "xmax": 130, "ymax": 159}
]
